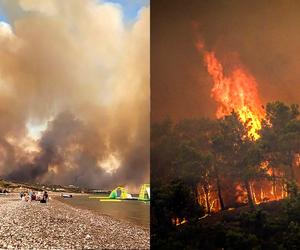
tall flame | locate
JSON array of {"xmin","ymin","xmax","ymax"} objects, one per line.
[{"xmin": 203, "ymin": 51, "xmax": 264, "ymax": 139}]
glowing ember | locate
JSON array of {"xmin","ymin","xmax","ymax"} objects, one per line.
[
  {"xmin": 197, "ymin": 184, "xmax": 220, "ymax": 213},
  {"xmin": 172, "ymin": 217, "xmax": 188, "ymax": 226},
  {"xmin": 203, "ymin": 51, "xmax": 265, "ymax": 140}
]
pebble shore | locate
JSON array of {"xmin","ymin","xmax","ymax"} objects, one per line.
[{"xmin": 0, "ymin": 194, "xmax": 150, "ymax": 249}]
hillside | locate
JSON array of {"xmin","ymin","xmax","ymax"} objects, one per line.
[
  {"xmin": 0, "ymin": 179, "xmax": 85, "ymax": 193},
  {"xmin": 152, "ymin": 197, "xmax": 300, "ymax": 249}
]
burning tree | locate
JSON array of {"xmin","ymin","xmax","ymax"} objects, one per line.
[
  {"xmin": 201, "ymin": 48, "xmax": 265, "ymax": 140},
  {"xmin": 152, "ymin": 44, "xmax": 300, "ymax": 224},
  {"xmin": 260, "ymin": 102, "xmax": 300, "ymax": 197},
  {"xmin": 151, "ymin": 102, "xmax": 300, "ymax": 215},
  {"xmin": 174, "ymin": 119, "xmax": 224, "ymax": 212},
  {"xmin": 199, "ymin": 45, "xmax": 300, "ymax": 206},
  {"xmin": 213, "ymin": 113, "xmax": 265, "ymax": 209}
]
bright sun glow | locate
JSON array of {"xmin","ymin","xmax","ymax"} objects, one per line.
[
  {"xmin": 98, "ymin": 153, "xmax": 121, "ymax": 174},
  {"xmin": 26, "ymin": 120, "xmax": 49, "ymax": 140}
]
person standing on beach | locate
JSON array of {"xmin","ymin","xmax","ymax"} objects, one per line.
[
  {"xmin": 29, "ymin": 190, "xmax": 33, "ymax": 202},
  {"xmin": 43, "ymin": 191, "xmax": 49, "ymax": 203},
  {"xmin": 32, "ymin": 191, "xmax": 36, "ymax": 201}
]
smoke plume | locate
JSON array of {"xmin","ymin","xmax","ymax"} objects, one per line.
[
  {"xmin": 152, "ymin": 0, "xmax": 300, "ymax": 122},
  {"xmin": 0, "ymin": 0, "xmax": 149, "ymax": 189}
]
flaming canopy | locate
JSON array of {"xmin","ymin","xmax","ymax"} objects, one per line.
[{"xmin": 202, "ymin": 49, "xmax": 265, "ymax": 139}]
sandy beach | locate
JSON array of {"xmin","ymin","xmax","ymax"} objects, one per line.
[{"xmin": 0, "ymin": 194, "xmax": 150, "ymax": 249}]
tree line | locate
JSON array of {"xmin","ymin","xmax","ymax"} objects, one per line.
[{"xmin": 151, "ymin": 101, "xmax": 300, "ymax": 227}]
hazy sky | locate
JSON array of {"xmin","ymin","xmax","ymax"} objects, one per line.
[
  {"xmin": 152, "ymin": 0, "xmax": 300, "ymax": 122},
  {"xmin": 0, "ymin": 0, "xmax": 150, "ymax": 23}
]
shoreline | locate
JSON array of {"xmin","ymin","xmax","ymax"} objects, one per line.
[{"xmin": 0, "ymin": 193, "xmax": 150, "ymax": 249}]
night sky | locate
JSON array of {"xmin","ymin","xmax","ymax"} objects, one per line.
[{"xmin": 151, "ymin": 0, "xmax": 300, "ymax": 122}]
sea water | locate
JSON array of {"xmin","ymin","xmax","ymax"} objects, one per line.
[{"xmin": 56, "ymin": 194, "xmax": 150, "ymax": 228}]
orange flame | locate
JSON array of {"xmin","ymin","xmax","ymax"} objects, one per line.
[
  {"xmin": 193, "ymin": 41, "xmax": 287, "ymax": 211},
  {"xmin": 172, "ymin": 217, "xmax": 188, "ymax": 226},
  {"xmin": 203, "ymin": 51, "xmax": 265, "ymax": 139}
]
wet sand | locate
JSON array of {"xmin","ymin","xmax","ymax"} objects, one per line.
[{"xmin": 0, "ymin": 194, "xmax": 150, "ymax": 249}]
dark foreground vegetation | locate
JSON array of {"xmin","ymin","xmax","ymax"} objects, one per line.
[
  {"xmin": 152, "ymin": 189, "xmax": 300, "ymax": 249},
  {"xmin": 151, "ymin": 101, "xmax": 300, "ymax": 249}
]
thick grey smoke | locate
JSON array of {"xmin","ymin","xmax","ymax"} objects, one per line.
[{"xmin": 0, "ymin": 0, "xmax": 149, "ymax": 189}]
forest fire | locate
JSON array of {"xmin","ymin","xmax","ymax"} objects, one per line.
[
  {"xmin": 197, "ymin": 184, "xmax": 220, "ymax": 212},
  {"xmin": 193, "ymin": 43, "xmax": 294, "ymax": 213},
  {"xmin": 197, "ymin": 176, "xmax": 287, "ymax": 215},
  {"xmin": 203, "ymin": 51, "xmax": 265, "ymax": 140}
]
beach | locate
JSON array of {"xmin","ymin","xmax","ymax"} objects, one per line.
[{"xmin": 0, "ymin": 194, "xmax": 150, "ymax": 249}]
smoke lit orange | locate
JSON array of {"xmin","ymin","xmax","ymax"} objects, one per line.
[{"xmin": 203, "ymin": 51, "xmax": 264, "ymax": 139}]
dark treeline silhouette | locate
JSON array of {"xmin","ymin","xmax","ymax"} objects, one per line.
[{"xmin": 151, "ymin": 101, "xmax": 300, "ymax": 249}]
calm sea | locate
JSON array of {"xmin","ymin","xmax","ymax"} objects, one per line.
[{"xmin": 56, "ymin": 194, "xmax": 150, "ymax": 228}]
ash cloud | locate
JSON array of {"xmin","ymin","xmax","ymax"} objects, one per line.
[{"xmin": 0, "ymin": 0, "xmax": 149, "ymax": 189}]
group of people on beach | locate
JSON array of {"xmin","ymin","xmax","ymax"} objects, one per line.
[
  {"xmin": 0, "ymin": 189, "xmax": 9, "ymax": 193},
  {"xmin": 19, "ymin": 190, "xmax": 49, "ymax": 203}
]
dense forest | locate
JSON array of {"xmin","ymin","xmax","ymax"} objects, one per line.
[{"xmin": 151, "ymin": 101, "xmax": 300, "ymax": 249}]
